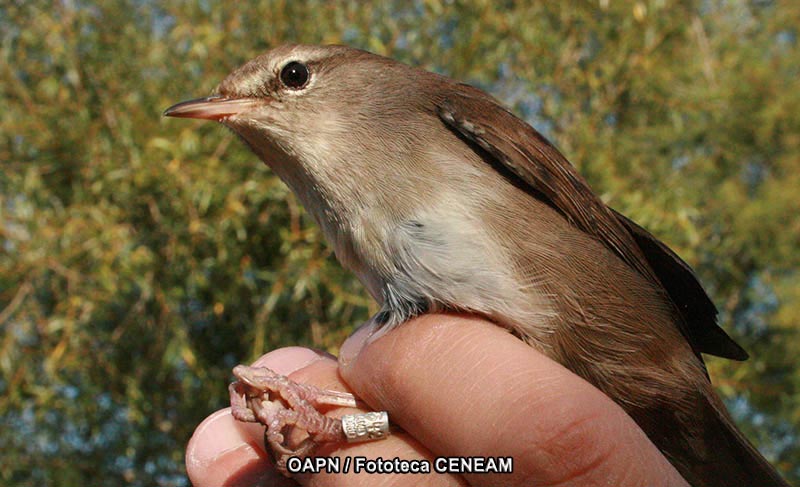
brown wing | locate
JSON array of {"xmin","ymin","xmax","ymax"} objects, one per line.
[
  {"xmin": 614, "ymin": 210, "xmax": 747, "ymax": 360},
  {"xmin": 437, "ymin": 86, "xmax": 747, "ymax": 361}
]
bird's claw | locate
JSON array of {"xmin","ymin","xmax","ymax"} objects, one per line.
[{"xmin": 229, "ymin": 364, "xmax": 357, "ymax": 476}]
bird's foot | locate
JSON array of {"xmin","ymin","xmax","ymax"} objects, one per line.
[{"xmin": 229, "ymin": 364, "xmax": 358, "ymax": 475}]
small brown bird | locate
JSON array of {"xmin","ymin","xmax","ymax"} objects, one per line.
[{"xmin": 165, "ymin": 44, "xmax": 788, "ymax": 486}]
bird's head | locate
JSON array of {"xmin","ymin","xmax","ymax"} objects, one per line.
[
  {"xmin": 165, "ymin": 44, "xmax": 437, "ymax": 173},
  {"xmin": 164, "ymin": 44, "xmax": 457, "ymax": 248}
]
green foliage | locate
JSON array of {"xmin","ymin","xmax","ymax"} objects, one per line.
[{"xmin": 1, "ymin": 0, "xmax": 797, "ymax": 485}]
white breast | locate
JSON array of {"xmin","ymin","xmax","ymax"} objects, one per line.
[{"xmin": 357, "ymin": 188, "xmax": 557, "ymax": 337}]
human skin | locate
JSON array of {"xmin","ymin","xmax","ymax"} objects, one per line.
[{"xmin": 186, "ymin": 314, "xmax": 690, "ymax": 487}]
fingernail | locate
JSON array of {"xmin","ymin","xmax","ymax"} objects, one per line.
[
  {"xmin": 186, "ymin": 409, "xmax": 267, "ymax": 485},
  {"xmin": 251, "ymin": 346, "xmax": 328, "ymax": 376},
  {"xmin": 339, "ymin": 320, "xmax": 381, "ymax": 367}
]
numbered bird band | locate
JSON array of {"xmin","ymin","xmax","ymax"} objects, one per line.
[{"xmin": 341, "ymin": 411, "xmax": 390, "ymax": 443}]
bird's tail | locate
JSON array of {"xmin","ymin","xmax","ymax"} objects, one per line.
[{"xmin": 635, "ymin": 394, "xmax": 789, "ymax": 487}]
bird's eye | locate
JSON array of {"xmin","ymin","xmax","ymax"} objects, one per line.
[{"xmin": 279, "ymin": 61, "xmax": 310, "ymax": 90}]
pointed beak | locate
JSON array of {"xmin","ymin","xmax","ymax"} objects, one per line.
[{"xmin": 163, "ymin": 95, "xmax": 262, "ymax": 121}]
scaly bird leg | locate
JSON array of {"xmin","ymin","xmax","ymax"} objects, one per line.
[{"xmin": 229, "ymin": 364, "xmax": 358, "ymax": 475}]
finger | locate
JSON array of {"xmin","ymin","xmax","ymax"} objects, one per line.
[
  {"xmin": 186, "ymin": 408, "xmax": 295, "ymax": 487},
  {"xmin": 186, "ymin": 347, "xmax": 329, "ymax": 487},
  {"xmin": 261, "ymin": 352, "xmax": 465, "ymax": 487},
  {"xmin": 187, "ymin": 346, "xmax": 465, "ymax": 487},
  {"xmin": 338, "ymin": 314, "xmax": 689, "ymax": 487}
]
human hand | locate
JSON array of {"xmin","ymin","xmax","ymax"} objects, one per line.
[{"xmin": 186, "ymin": 314, "xmax": 689, "ymax": 486}]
